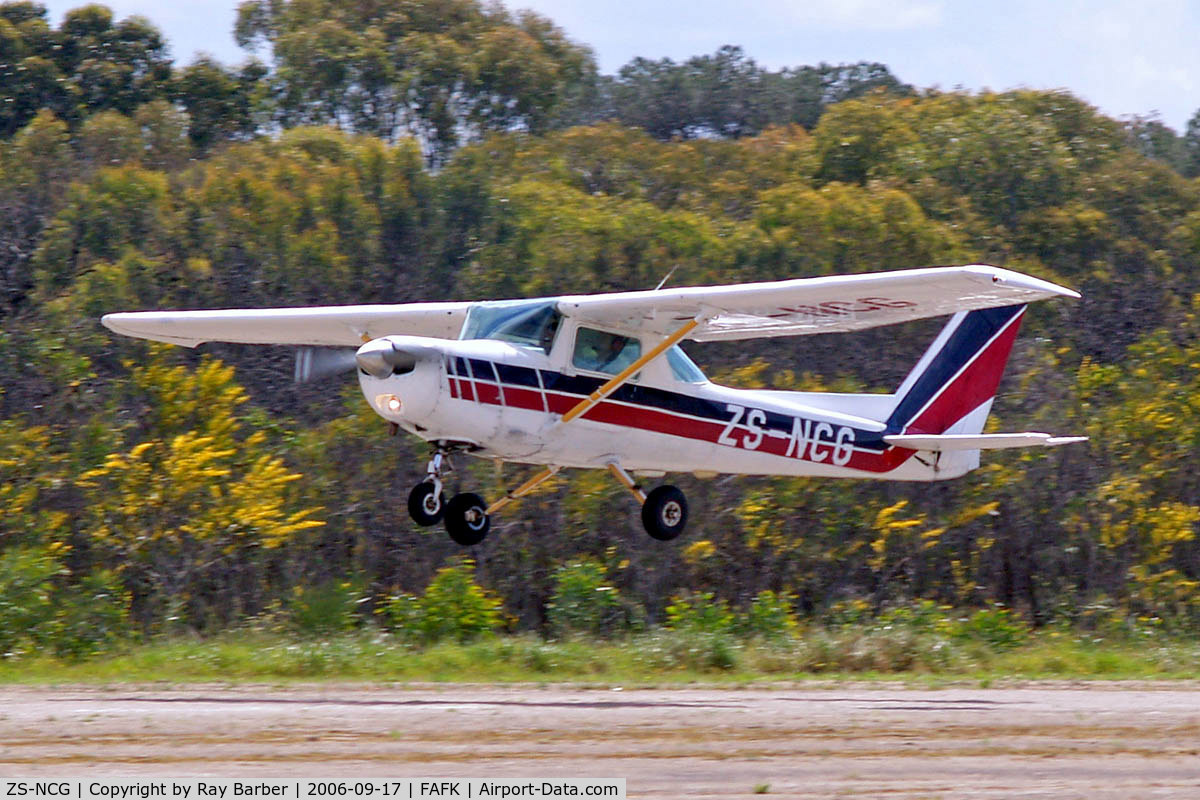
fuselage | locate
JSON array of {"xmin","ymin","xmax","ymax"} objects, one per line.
[{"xmin": 359, "ymin": 329, "xmax": 975, "ymax": 482}]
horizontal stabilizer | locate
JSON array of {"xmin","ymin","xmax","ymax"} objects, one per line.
[{"xmin": 883, "ymin": 433, "xmax": 1088, "ymax": 452}]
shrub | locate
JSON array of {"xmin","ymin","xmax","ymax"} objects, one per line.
[
  {"xmin": 634, "ymin": 629, "xmax": 742, "ymax": 672},
  {"xmin": 382, "ymin": 558, "xmax": 505, "ymax": 644},
  {"xmin": 46, "ymin": 568, "xmax": 131, "ymax": 660},
  {"xmin": 546, "ymin": 559, "xmax": 636, "ymax": 637},
  {"xmin": 0, "ymin": 546, "xmax": 60, "ymax": 656},
  {"xmin": 874, "ymin": 599, "xmax": 951, "ymax": 633},
  {"xmin": 953, "ymin": 606, "xmax": 1029, "ymax": 650},
  {"xmin": 664, "ymin": 591, "xmax": 737, "ymax": 635},
  {"xmin": 289, "ymin": 580, "xmax": 366, "ymax": 634},
  {"xmin": 740, "ymin": 590, "xmax": 799, "ymax": 640},
  {"xmin": 0, "ymin": 547, "xmax": 130, "ymax": 659},
  {"xmin": 380, "ymin": 591, "xmax": 422, "ymax": 637}
]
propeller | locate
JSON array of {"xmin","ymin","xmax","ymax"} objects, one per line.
[
  {"xmin": 295, "ymin": 338, "xmax": 442, "ymax": 384},
  {"xmin": 293, "ymin": 347, "xmax": 357, "ymax": 384},
  {"xmin": 355, "ymin": 337, "xmax": 424, "ymax": 379}
]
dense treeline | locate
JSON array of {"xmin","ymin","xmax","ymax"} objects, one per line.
[{"xmin": 3, "ymin": 0, "xmax": 1200, "ymax": 654}]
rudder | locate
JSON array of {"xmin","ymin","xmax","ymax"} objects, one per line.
[{"xmin": 886, "ymin": 304, "xmax": 1027, "ymax": 436}]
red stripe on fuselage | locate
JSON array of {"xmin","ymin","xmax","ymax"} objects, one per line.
[
  {"xmin": 475, "ymin": 381, "xmax": 502, "ymax": 405},
  {"xmin": 451, "ymin": 378, "xmax": 912, "ymax": 474}
]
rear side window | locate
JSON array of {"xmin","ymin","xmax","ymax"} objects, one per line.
[
  {"xmin": 667, "ymin": 345, "xmax": 707, "ymax": 383},
  {"xmin": 572, "ymin": 327, "xmax": 641, "ymax": 375}
]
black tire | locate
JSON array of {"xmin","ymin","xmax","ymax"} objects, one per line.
[
  {"xmin": 444, "ymin": 492, "xmax": 491, "ymax": 546},
  {"xmin": 407, "ymin": 482, "xmax": 446, "ymax": 526},
  {"xmin": 641, "ymin": 485, "xmax": 688, "ymax": 541}
]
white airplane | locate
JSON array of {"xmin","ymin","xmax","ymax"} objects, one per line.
[{"xmin": 103, "ymin": 264, "xmax": 1085, "ymax": 546}]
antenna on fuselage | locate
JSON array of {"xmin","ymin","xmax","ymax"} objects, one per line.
[{"xmin": 653, "ymin": 265, "xmax": 679, "ymax": 291}]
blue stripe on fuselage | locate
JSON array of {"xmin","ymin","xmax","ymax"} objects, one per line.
[{"xmin": 444, "ymin": 357, "xmax": 889, "ymax": 453}]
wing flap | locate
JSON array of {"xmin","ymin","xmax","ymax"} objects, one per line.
[
  {"xmin": 557, "ymin": 265, "xmax": 1078, "ymax": 340},
  {"xmin": 884, "ymin": 433, "xmax": 1088, "ymax": 451},
  {"xmin": 101, "ymin": 303, "xmax": 471, "ymax": 347}
]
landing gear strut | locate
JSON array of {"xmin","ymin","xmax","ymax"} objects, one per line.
[
  {"xmin": 410, "ymin": 449, "xmax": 689, "ymax": 545},
  {"xmin": 607, "ymin": 462, "xmax": 689, "ymax": 541},
  {"xmin": 407, "ymin": 450, "xmax": 448, "ymax": 526},
  {"xmin": 408, "ymin": 445, "xmax": 492, "ymax": 545}
]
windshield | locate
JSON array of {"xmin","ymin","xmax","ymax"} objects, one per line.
[
  {"xmin": 460, "ymin": 300, "xmax": 561, "ymax": 353},
  {"xmin": 667, "ymin": 345, "xmax": 707, "ymax": 383}
]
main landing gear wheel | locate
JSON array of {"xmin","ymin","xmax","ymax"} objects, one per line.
[
  {"xmin": 641, "ymin": 485, "xmax": 688, "ymax": 541},
  {"xmin": 407, "ymin": 482, "xmax": 446, "ymax": 526},
  {"xmin": 444, "ymin": 492, "xmax": 491, "ymax": 546}
]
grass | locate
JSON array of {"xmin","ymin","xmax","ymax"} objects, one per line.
[{"xmin": 0, "ymin": 626, "xmax": 1198, "ymax": 684}]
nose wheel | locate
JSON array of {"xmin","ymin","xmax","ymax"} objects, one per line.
[
  {"xmin": 407, "ymin": 481, "xmax": 446, "ymax": 526},
  {"xmin": 407, "ymin": 445, "xmax": 495, "ymax": 546},
  {"xmin": 408, "ymin": 449, "xmax": 450, "ymax": 526}
]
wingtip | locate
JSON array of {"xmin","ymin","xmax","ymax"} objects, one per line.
[
  {"xmin": 1045, "ymin": 436, "xmax": 1088, "ymax": 447},
  {"xmin": 99, "ymin": 312, "xmax": 124, "ymax": 333},
  {"xmin": 966, "ymin": 265, "xmax": 1081, "ymax": 300}
]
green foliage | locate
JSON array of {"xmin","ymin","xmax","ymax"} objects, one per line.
[
  {"xmin": 742, "ymin": 591, "xmax": 800, "ymax": 640},
  {"xmin": 0, "ymin": 546, "xmax": 130, "ymax": 660},
  {"xmin": 546, "ymin": 558, "xmax": 633, "ymax": 637},
  {"xmin": 288, "ymin": 580, "xmax": 367, "ymax": 635},
  {"xmin": 954, "ymin": 607, "xmax": 1029, "ymax": 651},
  {"xmin": 42, "ymin": 568, "xmax": 131, "ymax": 660},
  {"xmin": 826, "ymin": 600, "xmax": 1030, "ymax": 653},
  {"xmin": 234, "ymin": 0, "xmax": 595, "ymax": 157},
  {"xmin": 664, "ymin": 591, "xmax": 737, "ymax": 635},
  {"xmin": 382, "ymin": 559, "xmax": 505, "ymax": 644},
  {"xmin": 600, "ymin": 47, "xmax": 910, "ymax": 140},
  {"xmin": 0, "ymin": 545, "xmax": 61, "ymax": 656},
  {"xmin": 3, "ymin": 3, "xmax": 1200, "ymax": 644}
]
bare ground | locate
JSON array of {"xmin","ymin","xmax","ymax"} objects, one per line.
[{"xmin": 1, "ymin": 683, "xmax": 1199, "ymax": 798}]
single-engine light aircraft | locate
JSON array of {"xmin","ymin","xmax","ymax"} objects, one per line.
[{"xmin": 103, "ymin": 265, "xmax": 1085, "ymax": 545}]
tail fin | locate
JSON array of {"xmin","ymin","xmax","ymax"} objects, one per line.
[{"xmin": 886, "ymin": 304, "xmax": 1027, "ymax": 436}]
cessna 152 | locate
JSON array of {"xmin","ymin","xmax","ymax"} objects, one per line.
[{"xmin": 103, "ymin": 264, "xmax": 1084, "ymax": 546}]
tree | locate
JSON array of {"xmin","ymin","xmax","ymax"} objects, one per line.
[
  {"xmin": 0, "ymin": 110, "xmax": 73, "ymax": 316},
  {"xmin": 234, "ymin": 0, "xmax": 596, "ymax": 159},
  {"xmin": 0, "ymin": 2, "xmax": 172, "ymax": 136},
  {"xmin": 1183, "ymin": 108, "xmax": 1200, "ymax": 178},
  {"xmin": 55, "ymin": 5, "xmax": 172, "ymax": 117},
  {"xmin": 1124, "ymin": 114, "xmax": 1188, "ymax": 175},
  {"xmin": 80, "ymin": 353, "xmax": 323, "ymax": 630},
  {"xmin": 171, "ymin": 57, "xmax": 266, "ymax": 153}
]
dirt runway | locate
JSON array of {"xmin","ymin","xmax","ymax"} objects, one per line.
[{"xmin": 0, "ymin": 683, "xmax": 1198, "ymax": 798}]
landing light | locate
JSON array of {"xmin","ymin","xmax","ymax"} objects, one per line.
[{"xmin": 376, "ymin": 394, "xmax": 403, "ymax": 414}]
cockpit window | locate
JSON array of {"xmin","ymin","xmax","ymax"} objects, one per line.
[
  {"xmin": 460, "ymin": 300, "xmax": 561, "ymax": 354},
  {"xmin": 573, "ymin": 327, "xmax": 642, "ymax": 375},
  {"xmin": 667, "ymin": 345, "xmax": 707, "ymax": 383}
]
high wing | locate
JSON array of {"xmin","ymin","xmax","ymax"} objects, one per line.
[
  {"xmin": 557, "ymin": 265, "xmax": 1078, "ymax": 341},
  {"xmin": 101, "ymin": 265, "xmax": 1076, "ymax": 348},
  {"xmin": 101, "ymin": 302, "xmax": 471, "ymax": 347}
]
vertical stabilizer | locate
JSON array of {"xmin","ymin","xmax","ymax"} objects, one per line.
[{"xmin": 886, "ymin": 304, "xmax": 1027, "ymax": 436}]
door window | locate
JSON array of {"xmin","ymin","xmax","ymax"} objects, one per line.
[{"xmin": 572, "ymin": 327, "xmax": 641, "ymax": 375}]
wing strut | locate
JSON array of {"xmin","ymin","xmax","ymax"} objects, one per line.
[
  {"xmin": 486, "ymin": 465, "xmax": 560, "ymax": 515},
  {"xmin": 558, "ymin": 317, "xmax": 703, "ymax": 425}
]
